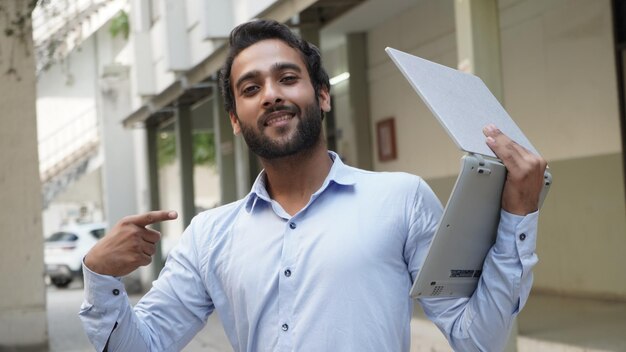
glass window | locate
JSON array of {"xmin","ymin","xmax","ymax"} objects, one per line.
[
  {"xmin": 90, "ymin": 228, "xmax": 106, "ymax": 240},
  {"xmin": 46, "ymin": 232, "xmax": 78, "ymax": 242}
]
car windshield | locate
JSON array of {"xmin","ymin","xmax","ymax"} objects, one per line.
[
  {"xmin": 46, "ymin": 232, "xmax": 78, "ymax": 242},
  {"xmin": 90, "ymin": 228, "xmax": 106, "ymax": 239}
]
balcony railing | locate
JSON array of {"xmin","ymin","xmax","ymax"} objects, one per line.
[{"xmin": 38, "ymin": 105, "xmax": 99, "ymax": 181}]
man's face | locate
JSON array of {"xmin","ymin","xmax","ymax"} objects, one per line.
[{"xmin": 228, "ymin": 39, "xmax": 331, "ymax": 159}]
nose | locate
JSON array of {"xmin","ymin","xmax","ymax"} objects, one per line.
[{"xmin": 262, "ymin": 81, "xmax": 283, "ymax": 108}]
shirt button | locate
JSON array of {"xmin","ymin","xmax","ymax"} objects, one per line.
[
  {"xmin": 289, "ymin": 222, "xmax": 296, "ymax": 229},
  {"xmin": 282, "ymin": 323, "xmax": 289, "ymax": 331},
  {"xmin": 519, "ymin": 233, "xmax": 527, "ymax": 241},
  {"xmin": 112, "ymin": 289, "xmax": 120, "ymax": 296},
  {"xmin": 284, "ymin": 269, "xmax": 291, "ymax": 277}
]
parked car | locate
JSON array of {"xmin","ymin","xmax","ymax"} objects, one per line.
[{"xmin": 44, "ymin": 222, "xmax": 107, "ymax": 288}]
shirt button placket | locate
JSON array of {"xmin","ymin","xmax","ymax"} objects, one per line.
[{"xmin": 279, "ymin": 219, "xmax": 297, "ymax": 348}]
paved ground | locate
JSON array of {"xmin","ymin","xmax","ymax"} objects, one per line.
[
  {"xmin": 518, "ymin": 293, "xmax": 626, "ymax": 352},
  {"xmin": 47, "ymin": 284, "xmax": 93, "ymax": 352},
  {"xmin": 46, "ymin": 282, "xmax": 231, "ymax": 352}
]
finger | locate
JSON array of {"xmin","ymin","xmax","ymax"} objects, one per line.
[
  {"xmin": 483, "ymin": 125, "xmax": 531, "ymax": 168},
  {"xmin": 138, "ymin": 252, "xmax": 152, "ymax": 266},
  {"xmin": 141, "ymin": 241, "xmax": 157, "ymax": 257},
  {"xmin": 141, "ymin": 227, "xmax": 161, "ymax": 244},
  {"xmin": 123, "ymin": 210, "xmax": 178, "ymax": 228},
  {"xmin": 499, "ymin": 135, "xmax": 547, "ymax": 179}
]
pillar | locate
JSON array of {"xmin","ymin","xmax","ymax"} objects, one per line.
[
  {"xmin": 0, "ymin": 1, "xmax": 48, "ymax": 349},
  {"xmin": 347, "ymin": 32, "xmax": 374, "ymax": 170},
  {"xmin": 175, "ymin": 104, "xmax": 196, "ymax": 227}
]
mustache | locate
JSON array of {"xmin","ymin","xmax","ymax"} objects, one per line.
[{"xmin": 259, "ymin": 105, "xmax": 300, "ymax": 126}]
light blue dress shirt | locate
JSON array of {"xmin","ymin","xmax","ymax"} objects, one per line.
[{"xmin": 80, "ymin": 152, "xmax": 539, "ymax": 351}]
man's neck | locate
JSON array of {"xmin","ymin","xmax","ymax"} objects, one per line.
[{"xmin": 260, "ymin": 140, "xmax": 333, "ymax": 216}]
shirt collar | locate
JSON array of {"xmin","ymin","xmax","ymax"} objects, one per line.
[{"xmin": 244, "ymin": 151, "xmax": 356, "ymax": 213}]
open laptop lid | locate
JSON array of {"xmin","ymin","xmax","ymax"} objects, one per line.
[{"xmin": 385, "ymin": 47, "xmax": 539, "ymax": 159}]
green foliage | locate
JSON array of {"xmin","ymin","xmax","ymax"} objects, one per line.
[
  {"xmin": 109, "ymin": 10, "xmax": 129, "ymax": 40},
  {"xmin": 157, "ymin": 131, "xmax": 216, "ymax": 168},
  {"xmin": 192, "ymin": 132, "xmax": 216, "ymax": 165}
]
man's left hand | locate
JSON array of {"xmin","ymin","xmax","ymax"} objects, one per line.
[{"xmin": 483, "ymin": 124, "xmax": 548, "ymax": 216}]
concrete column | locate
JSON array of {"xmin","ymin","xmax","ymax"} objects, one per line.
[
  {"xmin": 146, "ymin": 125, "xmax": 164, "ymax": 278},
  {"xmin": 99, "ymin": 66, "xmax": 138, "ymax": 225},
  {"xmin": 0, "ymin": 1, "xmax": 48, "ymax": 349},
  {"xmin": 454, "ymin": 1, "xmax": 516, "ymax": 351},
  {"xmin": 234, "ymin": 136, "xmax": 252, "ymax": 199},
  {"xmin": 175, "ymin": 105, "xmax": 196, "ymax": 227},
  {"xmin": 454, "ymin": 0, "xmax": 503, "ymax": 102},
  {"xmin": 346, "ymin": 33, "xmax": 373, "ymax": 170},
  {"xmin": 213, "ymin": 93, "xmax": 239, "ymax": 204}
]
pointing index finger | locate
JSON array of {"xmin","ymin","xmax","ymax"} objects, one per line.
[{"xmin": 126, "ymin": 210, "xmax": 178, "ymax": 227}]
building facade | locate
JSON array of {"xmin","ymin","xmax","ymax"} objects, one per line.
[
  {"xmin": 124, "ymin": 0, "xmax": 626, "ymax": 300},
  {"xmin": 0, "ymin": 0, "xmax": 623, "ymax": 350}
]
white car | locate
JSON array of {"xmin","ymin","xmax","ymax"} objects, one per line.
[{"xmin": 44, "ymin": 222, "xmax": 107, "ymax": 288}]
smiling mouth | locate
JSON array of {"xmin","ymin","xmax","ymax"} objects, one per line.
[{"xmin": 264, "ymin": 112, "xmax": 295, "ymax": 126}]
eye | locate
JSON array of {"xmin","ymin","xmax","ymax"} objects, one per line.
[
  {"xmin": 280, "ymin": 75, "xmax": 298, "ymax": 84},
  {"xmin": 241, "ymin": 85, "xmax": 259, "ymax": 96}
]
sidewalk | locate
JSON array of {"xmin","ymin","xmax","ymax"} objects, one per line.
[
  {"xmin": 518, "ymin": 293, "xmax": 626, "ymax": 352},
  {"xmin": 408, "ymin": 293, "xmax": 626, "ymax": 352}
]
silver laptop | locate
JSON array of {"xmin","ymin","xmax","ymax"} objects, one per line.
[{"xmin": 385, "ymin": 47, "xmax": 551, "ymax": 298}]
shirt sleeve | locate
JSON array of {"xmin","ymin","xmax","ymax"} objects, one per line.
[
  {"xmin": 79, "ymin": 216, "xmax": 215, "ymax": 352},
  {"xmin": 407, "ymin": 179, "xmax": 540, "ymax": 351}
]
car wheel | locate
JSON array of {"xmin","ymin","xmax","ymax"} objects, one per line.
[{"xmin": 52, "ymin": 278, "xmax": 72, "ymax": 288}]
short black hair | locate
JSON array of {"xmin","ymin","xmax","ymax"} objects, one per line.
[{"xmin": 218, "ymin": 19, "xmax": 330, "ymax": 115}]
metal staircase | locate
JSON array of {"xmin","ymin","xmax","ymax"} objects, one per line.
[
  {"xmin": 33, "ymin": 0, "xmax": 126, "ymax": 209},
  {"xmin": 38, "ymin": 106, "xmax": 102, "ymax": 209}
]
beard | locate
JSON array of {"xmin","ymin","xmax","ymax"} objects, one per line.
[{"xmin": 237, "ymin": 101, "xmax": 323, "ymax": 160}]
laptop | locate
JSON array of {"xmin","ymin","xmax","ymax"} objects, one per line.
[{"xmin": 385, "ymin": 47, "xmax": 552, "ymax": 298}]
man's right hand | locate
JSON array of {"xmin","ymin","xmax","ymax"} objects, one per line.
[{"xmin": 84, "ymin": 210, "xmax": 178, "ymax": 277}]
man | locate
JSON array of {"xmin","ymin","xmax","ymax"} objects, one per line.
[{"xmin": 80, "ymin": 20, "xmax": 547, "ymax": 351}]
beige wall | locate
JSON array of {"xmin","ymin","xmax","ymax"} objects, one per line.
[
  {"xmin": 499, "ymin": 0, "xmax": 621, "ymax": 160},
  {"xmin": 366, "ymin": 0, "xmax": 626, "ymax": 299},
  {"xmin": 368, "ymin": 0, "xmax": 460, "ymax": 178},
  {"xmin": 0, "ymin": 1, "xmax": 48, "ymax": 349},
  {"xmin": 499, "ymin": 0, "xmax": 626, "ymax": 299}
]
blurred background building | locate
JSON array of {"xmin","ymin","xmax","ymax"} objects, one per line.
[{"xmin": 0, "ymin": 0, "xmax": 624, "ymax": 350}]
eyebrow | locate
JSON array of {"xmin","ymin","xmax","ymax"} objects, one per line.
[{"xmin": 234, "ymin": 62, "xmax": 303, "ymax": 91}]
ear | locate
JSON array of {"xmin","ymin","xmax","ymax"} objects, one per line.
[
  {"xmin": 318, "ymin": 87, "xmax": 331, "ymax": 113},
  {"xmin": 229, "ymin": 112, "xmax": 241, "ymax": 135}
]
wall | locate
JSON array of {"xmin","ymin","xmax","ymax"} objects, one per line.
[
  {"xmin": 499, "ymin": 0, "xmax": 626, "ymax": 299},
  {"xmin": 367, "ymin": 0, "xmax": 459, "ymax": 178},
  {"xmin": 141, "ymin": 0, "xmax": 279, "ymax": 102},
  {"xmin": 0, "ymin": 1, "xmax": 48, "ymax": 349},
  {"xmin": 366, "ymin": 0, "xmax": 626, "ymax": 299}
]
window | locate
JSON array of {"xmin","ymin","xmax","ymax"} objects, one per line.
[
  {"xmin": 90, "ymin": 228, "xmax": 106, "ymax": 240},
  {"xmin": 46, "ymin": 232, "xmax": 78, "ymax": 242}
]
